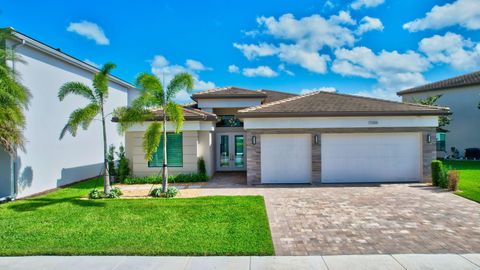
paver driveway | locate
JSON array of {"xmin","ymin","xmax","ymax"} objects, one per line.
[{"xmin": 191, "ymin": 173, "xmax": 480, "ymax": 256}]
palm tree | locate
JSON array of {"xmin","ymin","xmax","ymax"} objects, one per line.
[
  {"xmin": 0, "ymin": 28, "xmax": 30, "ymax": 155},
  {"xmin": 58, "ymin": 62, "xmax": 116, "ymax": 193},
  {"xmin": 114, "ymin": 72, "xmax": 194, "ymax": 192}
]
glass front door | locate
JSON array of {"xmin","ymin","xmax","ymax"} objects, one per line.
[{"xmin": 216, "ymin": 133, "xmax": 245, "ymax": 171}]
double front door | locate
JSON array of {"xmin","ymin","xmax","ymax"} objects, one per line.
[{"xmin": 216, "ymin": 133, "xmax": 245, "ymax": 171}]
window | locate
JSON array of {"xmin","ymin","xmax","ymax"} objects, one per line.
[
  {"xmin": 148, "ymin": 133, "xmax": 183, "ymax": 167},
  {"xmin": 216, "ymin": 115, "xmax": 243, "ymax": 127},
  {"xmin": 436, "ymin": 132, "xmax": 446, "ymax": 152}
]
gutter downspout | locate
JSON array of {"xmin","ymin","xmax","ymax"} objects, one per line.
[{"xmin": 0, "ymin": 38, "xmax": 27, "ymax": 202}]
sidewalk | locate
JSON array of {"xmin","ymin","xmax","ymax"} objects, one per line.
[{"xmin": 1, "ymin": 254, "xmax": 480, "ymax": 270}]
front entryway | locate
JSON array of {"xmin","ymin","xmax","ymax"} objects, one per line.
[{"xmin": 216, "ymin": 133, "xmax": 245, "ymax": 171}]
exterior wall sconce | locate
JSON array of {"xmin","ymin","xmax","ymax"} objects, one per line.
[
  {"xmin": 427, "ymin": 133, "xmax": 431, "ymax": 143},
  {"xmin": 314, "ymin": 134, "xmax": 319, "ymax": 144},
  {"xmin": 252, "ymin": 136, "xmax": 257, "ymax": 145}
]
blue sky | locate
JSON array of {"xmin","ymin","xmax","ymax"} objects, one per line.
[{"xmin": 2, "ymin": 0, "xmax": 480, "ymax": 102}]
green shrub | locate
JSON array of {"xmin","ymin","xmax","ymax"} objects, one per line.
[
  {"xmin": 107, "ymin": 145, "xmax": 116, "ymax": 178},
  {"xmin": 438, "ymin": 165, "xmax": 449, "ymax": 189},
  {"xmin": 431, "ymin": 160, "xmax": 442, "ymax": 186},
  {"xmin": 150, "ymin": 187, "xmax": 178, "ymax": 198},
  {"xmin": 88, "ymin": 187, "xmax": 123, "ymax": 199},
  {"xmin": 432, "ymin": 160, "xmax": 449, "ymax": 188},
  {"xmin": 88, "ymin": 190, "xmax": 103, "ymax": 199},
  {"xmin": 197, "ymin": 157, "xmax": 207, "ymax": 175},
  {"xmin": 124, "ymin": 173, "xmax": 208, "ymax": 184},
  {"xmin": 116, "ymin": 144, "xmax": 130, "ymax": 182}
]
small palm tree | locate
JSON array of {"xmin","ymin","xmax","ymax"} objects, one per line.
[
  {"xmin": 114, "ymin": 72, "xmax": 194, "ymax": 192},
  {"xmin": 58, "ymin": 62, "xmax": 116, "ymax": 193},
  {"xmin": 0, "ymin": 28, "xmax": 31, "ymax": 155}
]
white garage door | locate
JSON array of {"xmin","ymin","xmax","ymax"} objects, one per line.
[
  {"xmin": 261, "ymin": 134, "xmax": 311, "ymax": 184},
  {"xmin": 322, "ymin": 133, "xmax": 422, "ymax": 183}
]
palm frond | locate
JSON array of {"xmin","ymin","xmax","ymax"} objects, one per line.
[
  {"xmin": 131, "ymin": 89, "xmax": 160, "ymax": 108},
  {"xmin": 142, "ymin": 122, "xmax": 162, "ymax": 161},
  {"xmin": 0, "ymin": 44, "xmax": 30, "ymax": 153},
  {"xmin": 166, "ymin": 72, "xmax": 194, "ymax": 101},
  {"xmin": 58, "ymin": 82, "xmax": 96, "ymax": 102},
  {"xmin": 165, "ymin": 101, "xmax": 184, "ymax": 133},
  {"xmin": 59, "ymin": 103, "xmax": 100, "ymax": 139},
  {"xmin": 113, "ymin": 106, "xmax": 154, "ymax": 134},
  {"xmin": 135, "ymin": 73, "xmax": 164, "ymax": 104},
  {"xmin": 93, "ymin": 62, "xmax": 116, "ymax": 101}
]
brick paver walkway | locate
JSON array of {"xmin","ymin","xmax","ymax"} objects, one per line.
[{"xmin": 195, "ymin": 173, "xmax": 480, "ymax": 256}]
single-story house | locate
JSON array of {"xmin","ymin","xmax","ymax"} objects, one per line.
[
  {"xmin": 398, "ymin": 70, "xmax": 480, "ymax": 159},
  {"xmin": 0, "ymin": 29, "xmax": 135, "ymax": 200},
  {"xmin": 124, "ymin": 87, "xmax": 450, "ymax": 184}
]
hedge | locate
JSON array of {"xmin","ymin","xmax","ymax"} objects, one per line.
[{"xmin": 123, "ymin": 173, "xmax": 208, "ymax": 184}]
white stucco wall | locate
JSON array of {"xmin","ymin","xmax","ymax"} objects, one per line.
[
  {"xmin": 401, "ymin": 85, "xmax": 480, "ymax": 156},
  {"xmin": 10, "ymin": 43, "xmax": 132, "ymax": 198}
]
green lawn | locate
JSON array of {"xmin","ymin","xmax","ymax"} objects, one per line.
[
  {"xmin": 0, "ymin": 179, "xmax": 274, "ymax": 256},
  {"xmin": 443, "ymin": 160, "xmax": 480, "ymax": 203}
]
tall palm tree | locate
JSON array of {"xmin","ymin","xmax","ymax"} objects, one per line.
[
  {"xmin": 58, "ymin": 62, "xmax": 116, "ymax": 193},
  {"xmin": 114, "ymin": 72, "xmax": 194, "ymax": 192},
  {"xmin": 0, "ymin": 28, "xmax": 30, "ymax": 155}
]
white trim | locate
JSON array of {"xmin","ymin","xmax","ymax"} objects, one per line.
[
  {"xmin": 243, "ymin": 116, "xmax": 439, "ymax": 129},
  {"xmin": 126, "ymin": 121, "xmax": 215, "ymax": 132}
]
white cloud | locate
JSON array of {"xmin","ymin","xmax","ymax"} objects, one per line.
[
  {"xmin": 185, "ymin": 59, "xmax": 211, "ymax": 71},
  {"xmin": 233, "ymin": 43, "xmax": 278, "ymax": 60},
  {"xmin": 228, "ymin": 64, "xmax": 240, "ymax": 73},
  {"xmin": 353, "ymin": 88, "xmax": 401, "ymax": 101},
  {"xmin": 67, "ymin": 21, "xmax": 109, "ymax": 45},
  {"xmin": 419, "ymin": 32, "xmax": 480, "ymax": 70},
  {"xmin": 332, "ymin": 47, "xmax": 429, "ymax": 96},
  {"xmin": 300, "ymin": 87, "xmax": 336, "ymax": 95},
  {"xmin": 356, "ymin": 16, "xmax": 384, "ymax": 35},
  {"xmin": 277, "ymin": 44, "xmax": 330, "ymax": 74},
  {"xmin": 83, "ymin": 59, "xmax": 100, "ymax": 68},
  {"xmin": 256, "ymin": 12, "xmax": 356, "ymax": 51},
  {"xmin": 403, "ymin": 0, "xmax": 480, "ymax": 32},
  {"xmin": 351, "ymin": 0, "xmax": 385, "ymax": 10},
  {"xmin": 150, "ymin": 55, "xmax": 216, "ymax": 103},
  {"xmin": 278, "ymin": 64, "xmax": 295, "ymax": 76},
  {"xmin": 242, "ymin": 66, "xmax": 278, "ymax": 77},
  {"xmin": 329, "ymin": 11, "xmax": 356, "ymax": 25}
]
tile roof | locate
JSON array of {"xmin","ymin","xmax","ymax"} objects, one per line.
[
  {"xmin": 238, "ymin": 91, "xmax": 451, "ymax": 117},
  {"xmin": 259, "ymin": 89, "xmax": 298, "ymax": 103},
  {"xmin": 397, "ymin": 70, "xmax": 480, "ymax": 95},
  {"xmin": 151, "ymin": 107, "xmax": 217, "ymax": 121},
  {"xmin": 191, "ymin": 86, "xmax": 267, "ymax": 100}
]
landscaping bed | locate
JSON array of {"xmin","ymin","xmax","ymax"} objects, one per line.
[
  {"xmin": 0, "ymin": 179, "xmax": 274, "ymax": 256},
  {"xmin": 442, "ymin": 160, "xmax": 480, "ymax": 203}
]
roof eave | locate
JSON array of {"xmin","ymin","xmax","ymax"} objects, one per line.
[
  {"xmin": 10, "ymin": 30, "xmax": 135, "ymax": 89},
  {"xmin": 191, "ymin": 94, "xmax": 267, "ymax": 101},
  {"xmin": 237, "ymin": 111, "xmax": 452, "ymax": 118}
]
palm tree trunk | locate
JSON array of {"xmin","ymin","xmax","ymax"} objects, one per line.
[
  {"xmin": 162, "ymin": 114, "xmax": 168, "ymax": 193},
  {"xmin": 101, "ymin": 104, "xmax": 111, "ymax": 193}
]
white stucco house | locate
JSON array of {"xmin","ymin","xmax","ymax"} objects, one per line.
[
  {"xmin": 0, "ymin": 30, "xmax": 136, "ymax": 200},
  {"xmin": 398, "ymin": 70, "xmax": 480, "ymax": 158},
  {"xmin": 123, "ymin": 87, "xmax": 450, "ymax": 185}
]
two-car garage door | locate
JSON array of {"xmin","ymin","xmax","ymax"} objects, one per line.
[
  {"xmin": 322, "ymin": 133, "xmax": 422, "ymax": 183},
  {"xmin": 260, "ymin": 133, "xmax": 422, "ymax": 184}
]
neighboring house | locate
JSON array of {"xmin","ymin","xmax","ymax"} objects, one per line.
[
  {"xmin": 0, "ymin": 30, "xmax": 135, "ymax": 199},
  {"xmin": 124, "ymin": 87, "xmax": 450, "ymax": 184},
  {"xmin": 397, "ymin": 70, "xmax": 480, "ymax": 158}
]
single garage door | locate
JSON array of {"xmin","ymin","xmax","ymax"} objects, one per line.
[
  {"xmin": 261, "ymin": 134, "xmax": 311, "ymax": 184},
  {"xmin": 322, "ymin": 133, "xmax": 422, "ymax": 183}
]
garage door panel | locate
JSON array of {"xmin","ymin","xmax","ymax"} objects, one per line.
[
  {"xmin": 322, "ymin": 133, "xmax": 421, "ymax": 183},
  {"xmin": 261, "ymin": 134, "xmax": 311, "ymax": 184}
]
